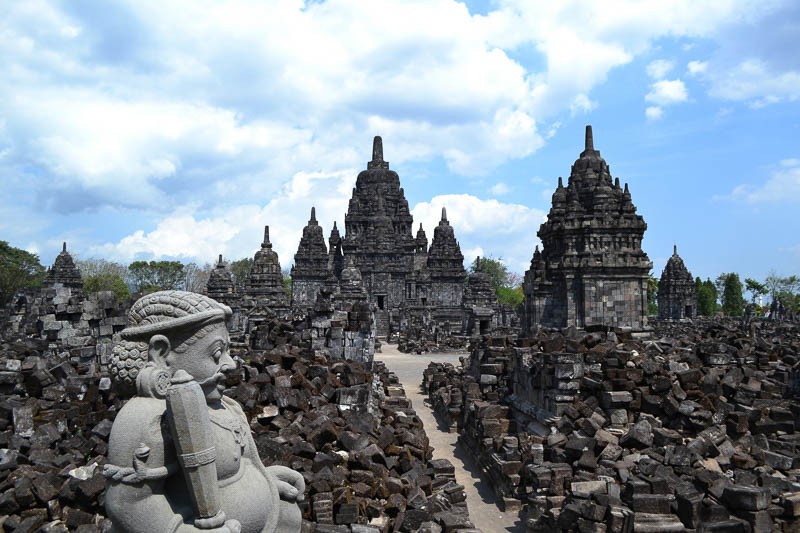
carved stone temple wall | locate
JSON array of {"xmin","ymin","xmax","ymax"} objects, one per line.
[{"xmin": 522, "ymin": 126, "xmax": 652, "ymax": 332}]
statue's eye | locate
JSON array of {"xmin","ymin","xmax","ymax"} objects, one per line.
[{"xmin": 213, "ymin": 348, "xmax": 222, "ymax": 362}]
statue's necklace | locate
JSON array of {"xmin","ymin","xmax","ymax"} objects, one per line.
[{"xmin": 209, "ymin": 406, "xmax": 246, "ymax": 450}]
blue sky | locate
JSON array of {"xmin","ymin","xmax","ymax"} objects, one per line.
[{"xmin": 1, "ymin": 0, "xmax": 798, "ymax": 286}]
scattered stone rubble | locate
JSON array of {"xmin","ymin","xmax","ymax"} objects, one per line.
[
  {"xmin": 0, "ymin": 308, "xmax": 481, "ymax": 532},
  {"xmin": 425, "ymin": 318, "xmax": 800, "ymax": 531}
]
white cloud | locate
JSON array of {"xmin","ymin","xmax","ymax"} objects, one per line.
[
  {"xmin": 94, "ymin": 169, "xmax": 357, "ymax": 264},
  {"xmin": 645, "ymin": 79, "xmax": 689, "ymax": 106},
  {"xmin": 490, "ymin": 182, "xmax": 511, "ymax": 196},
  {"xmin": 687, "ymin": 60, "xmax": 708, "ymax": 76},
  {"xmin": 717, "ymin": 159, "xmax": 800, "ymax": 204},
  {"xmin": 707, "ymin": 59, "xmax": 800, "ymax": 105},
  {"xmin": 645, "ymin": 106, "xmax": 664, "ymax": 120},
  {"xmin": 646, "ymin": 59, "xmax": 674, "ymax": 79}
]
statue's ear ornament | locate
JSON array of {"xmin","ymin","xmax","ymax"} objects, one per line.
[{"xmin": 136, "ymin": 364, "xmax": 172, "ymax": 399}]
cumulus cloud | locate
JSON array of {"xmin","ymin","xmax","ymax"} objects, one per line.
[
  {"xmin": 644, "ymin": 79, "xmax": 688, "ymax": 118},
  {"xmin": 645, "ymin": 106, "xmax": 664, "ymax": 121},
  {"xmin": 687, "ymin": 60, "xmax": 708, "ymax": 76},
  {"xmin": 716, "ymin": 159, "xmax": 800, "ymax": 204},
  {"xmin": 680, "ymin": 1, "xmax": 800, "ymax": 107},
  {"xmin": 707, "ymin": 60, "xmax": 800, "ymax": 106},
  {"xmin": 93, "ymin": 169, "xmax": 357, "ymax": 264},
  {"xmin": 646, "ymin": 59, "xmax": 674, "ymax": 79},
  {"xmin": 645, "ymin": 79, "xmax": 689, "ymax": 106},
  {"xmin": 490, "ymin": 182, "xmax": 511, "ymax": 196}
]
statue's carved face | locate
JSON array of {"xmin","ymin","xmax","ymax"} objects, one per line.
[{"xmin": 169, "ymin": 323, "xmax": 234, "ymax": 403}]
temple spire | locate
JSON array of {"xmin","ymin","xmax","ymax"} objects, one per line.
[
  {"xmin": 585, "ymin": 125, "xmax": 594, "ymax": 151},
  {"xmin": 263, "ymin": 225, "xmax": 271, "ymax": 247},
  {"xmin": 372, "ymin": 136, "xmax": 383, "ymax": 162},
  {"xmin": 310, "ymin": 206, "xmax": 317, "ymax": 223},
  {"xmin": 673, "ymin": 243, "xmax": 677, "ymax": 255},
  {"xmin": 441, "ymin": 206, "xmax": 448, "ymax": 222},
  {"xmin": 367, "ymin": 135, "xmax": 389, "ymax": 169},
  {"xmin": 62, "ymin": 242, "xmax": 67, "ymax": 253},
  {"xmin": 218, "ymin": 253, "xmax": 223, "ymax": 265}
]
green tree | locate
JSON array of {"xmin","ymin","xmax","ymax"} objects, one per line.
[
  {"xmin": 717, "ymin": 272, "xmax": 745, "ymax": 316},
  {"xmin": 696, "ymin": 277, "xmax": 718, "ymax": 316},
  {"xmin": 468, "ymin": 256, "xmax": 523, "ymax": 306},
  {"xmin": 497, "ymin": 286, "xmax": 524, "ymax": 307},
  {"xmin": 84, "ymin": 275, "xmax": 131, "ymax": 301},
  {"xmin": 647, "ymin": 274, "xmax": 659, "ymax": 315},
  {"xmin": 765, "ymin": 272, "xmax": 800, "ymax": 314},
  {"xmin": 0, "ymin": 241, "xmax": 46, "ymax": 304},
  {"xmin": 76, "ymin": 259, "xmax": 131, "ymax": 301},
  {"xmin": 469, "ymin": 256, "xmax": 510, "ymax": 292},
  {"xmin": 229, "ymin": 258, "xmax": 253, "ymax": 291},
  {"xmin": 744, "ymin": 278, "xmax": 767, "ymax": 303},
  {"xmin": 128, "ymin": 260, "xmax": 185, "ymax": 294}
]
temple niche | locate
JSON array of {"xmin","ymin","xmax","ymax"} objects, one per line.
[
  {"xmin": 523, "ymin": 126, "xmax": 652, "ymax": 332},
  {"xmin": 657, "ymin": 245, "xmax": 697, "ymax": 319}
]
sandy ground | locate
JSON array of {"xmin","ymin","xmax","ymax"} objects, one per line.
[{"xmin": 377, "ymin": 344, "xmax": 525, "ymax": 533}]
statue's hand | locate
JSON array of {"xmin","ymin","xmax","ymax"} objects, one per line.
[
  {"xmin": 266, "ymin": 464, "xmax": 305, "ymax": 502},
  {"xmin": 193, "ymin": 519, "xmax": 241, "ymax": 533},
  {"xmin": 180, "ymin": 519, "xmax": 241, "ymax": 533}
]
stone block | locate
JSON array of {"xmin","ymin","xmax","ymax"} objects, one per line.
[{"xmin": 721, "ymin": 485, "xmax": 770, "ymax": 511}]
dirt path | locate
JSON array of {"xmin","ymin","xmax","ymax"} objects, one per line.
[{"xmin": 377, "ymin": 344, "xmax": 524, "ymax": 533}]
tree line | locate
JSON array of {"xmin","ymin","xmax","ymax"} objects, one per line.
[{"xmin": 0, "ymin": 240, "xmax": 263, "ymax": 305}]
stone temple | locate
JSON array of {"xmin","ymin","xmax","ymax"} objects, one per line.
[
  {"xmin": 657, "ymin": 245, "xmax": 697, "ymax": 319},
  {"xmin": 289, "ymin": 136, "xmax": 492, "ymax": 337},
  {"xmin": 522, "ymin": 126, "xmax": 652, "ymax": 331}
]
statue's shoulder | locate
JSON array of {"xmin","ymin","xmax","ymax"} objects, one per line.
[
  {"xmin": 116, "ymin": 396, "xmax": 167, "ymax": 422},
  {"xmin": 221, "ymin": 395, "xmax": 246, "ymax": 417},
  {"xmin": 108, "ymin": 397, "xmax": 171, "ymax": 466}
]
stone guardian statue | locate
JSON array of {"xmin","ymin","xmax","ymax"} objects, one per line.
[{"xmin": 103, "ymin": 291, "xmax": 304, "ymax": 532}]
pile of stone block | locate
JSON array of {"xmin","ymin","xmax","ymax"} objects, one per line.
[
  {"xmin": 425, "ymin": 319, "xmax": 800, "ymax": 532},
  {"xmin": 239, "ymin": 343, "xmax": 478, "ymax": 532},
  {"xmin": 424, "ymin": 337, "xmax": 527, "ymax": 512},
  {"xmin": 3, "ymin": 288, "xmax": 129, "ymax": 378}
]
